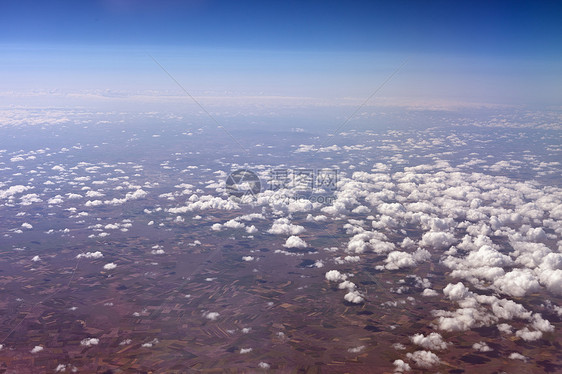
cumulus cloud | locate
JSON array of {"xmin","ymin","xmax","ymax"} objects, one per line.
[
  {"xmin": 85, "ymin": 199, "xmax": 103, "ymax": 207},
  {"xmin": 465, "ymin": 245, "xmax": 512, "ymax": 267},
  {"xmin": 393, "ymin": 359, "xmax": 411, "ymax": 372},
  {"xmin": 80, "ymin": 338, "xmax": 99, "ymax": 347},
  {"xmin": 406, "ymin": 350, "xmax": 440, "ymax": 368},
  {"xmin": 223, "ymin": 219, "xmax": 245, "ymax": 229},
  {"xmin": 497, "ymin": 323, "xmax": 513, "ymax": 334},
  {"xmin": 77, "ymin": 251, "xmax": 103, "ymax": 259},
  {"xmin": 283, "ymin": 236, "xmax": 307, "ymax": 248},
  {"xmin": 168, "ymin": 195, "xmax": 240, "ymax": 213},
  {"xmin": 472, "ymin": 341, "xmax": 492, "ymax": 352},
  {"xmin": 381, "ymin": 248, "xmax": 431, "ymax": 270},
  {"xmin": 344, "ymin": 290, "xmax": 364, "ymax": 304},
  {"xmin": 203, "ymin": 311, "xmax": 220, "ymax": 320},
  {"xmin": 141, "ymin": 338, "xmax": 159, "ymax": 348},
  {"xmin": 0, "ymin": 185, "xmax": 32, "ymax": 199},
  {"xmin": 347, "ymin": 345, "xmax": 365, "ymax": 353},
  {"xmin": 493, "ymin": 268, "xmax": 541, "ymax": 297},
  {"xmin": 537, "ymin": 268, "xmax": 562, "ymax": 295},
  {"xmin": 515, "ymin": 327, "xmax": 542, "ymax": 341},
  {"xmin": 346, "ymin": 231, "xmax": 395, "ymax": 254},
  {"xmin": 338, "ymin": 280, "xmax": 356, "ymax": 290},
  {"xmin": 245, "ymin": 225, "xmax": 258, "ymax": 234},
  {"xmin": 382, "ymin": 251, "xmax": 416, "ymax": 270},
  {"xmin": 85, "ymin": 190, "xmax": 104, "ymax": 198},
  {"xmin": 420, "ymin": 231, "xmax": 456, "ymax": 250},
  {"xmin": 325, "ymin": 270, "xmax": 347, "ymax": 282},
  {"xmin": 104, "ymin": 189, "xmax": 147, "ymax": 206},
  {"xmin": 432, "ymin": 307, "xmax": 492, "ymax": 332},
  {"xmin": 422, "ymin": 288, "xmax": 439, "ymax": 297},
  {"xmin": 443, "ymin": 282, "xmax": 470, "ymax": 301},
  {"xmin": 508, "ymin": 352, "xmax": 527, "ymax": 361},
  {"xmin": 30, "ymin": 345, "xmax": 44, "ymax": 354},
  {"xmin": 267, "ymin": 218, "xmax": 305, "ymax": 235},
  {"xmin": 103, "ymin": 262, "xmax": 117, "ymax": 270},
  {"xmin": 54, "ymin": 363, "xmax": 76, "ymax": 372},
  {"xmin": 410, "ymin": 332, "xmax": 449, "ymax": 350}
]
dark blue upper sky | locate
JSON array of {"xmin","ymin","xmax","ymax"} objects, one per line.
[
  {"xmin": 1, "ymin": 0, "xmax": 561, "ymax": 107},
  {"xmin": 2, "ymin": 0, "xmax": 561, "ymax": 56}
]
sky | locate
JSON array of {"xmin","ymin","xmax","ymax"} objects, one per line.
[{"xmin": 1, "ymin": 0, "xmax": 561, "ymax": 109}]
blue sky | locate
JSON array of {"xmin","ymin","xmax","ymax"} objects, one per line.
[{"xmin": 1, "ymin": 0, "xmax": 561, "ymax": 108}]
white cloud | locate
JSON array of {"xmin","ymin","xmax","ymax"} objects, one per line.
[
  {"xmin": 0, "ymin": 185, "xmax": 32, "ymax": 199},
  {"xmin": 224, "ymin": 219, "xmax": 245, "ymax": 229},
  {"xmin": 508, "ymin": 352, "xmax": 527, "ymax": 361},
  {"xmin": 410, "ymin": 332, "xmax": 449, "ymax": 350},
  {"xmin": 203, "ymin": 311, "xmax": 220, "ymax": 321},
  {"xmin": 515, "ymin": 327, "xmax": 542, "ymax": 341},
  {"xmin": 432, "ymin": 307, "xmax": 491, "ymax": 332},
  {"xmin": 347, "ymin": 345, "xmax": 365, "ymax": 353},
  {"xmin": 85, "ymin": 199, "xmax": 103, "ymax": 207},
  {"xmin": 325, "ymin": 270, "xmax": 347, "ymax": 282},
  {"xmin": 443, "ymin": 282, "xmax": 470, "ymax": 301},
  {"xmin": 531, "ymin": 313, "xmax": 554, "ymax": 332},
  {"xmin": 497, "ymin": 323, "xmax": 513, "ymax": 334},
  {"xmin": 30, "ymin": 345, "xmax": 44, "ymax": 353},
  {"xmin": 537, "ymin": 268, "xmax": 562, "ymax": 295},
  {"xmin": 267, "ymin": 218, "xmax": 305, "ymax": 235},
  {"xmin": 85, "ymin": 190, "xmax": 104, "ymax": 198},
  {"xmin": 422, "ymin": 288, "xmax": 439, "ymax": 297},
  {"xmin": 344, "ymin": 290, "xmax": 364, "ymax": 304},
  {"xmin": 493, "ymin": 268, "xmax": 541, "ymax": 297},
  {"xmin": 338, "ymin": 280, "xmax": 356, "ymax": 290},
  {"xmin": 472, "ymin": 341, "xmax": 492, "ymax": 352},
  {"xmin": 54, "ymin": 364, "xmax": 68, "ymax": 372},
  {"xmin": 382, "ymin": 251, "xmax": 416, "ymax": 270},
  {"xmin": 77, "ymin": 251, "xmax": 103, "ymax": 259},
  {"xmin": 168, "ymin": 195, "xmax": 240, "ymax": 213},
  {"xmin": 126, "ymin": 189, "xmax": 148, "ymax": 200},
  {"xmin": 393, "ymin": 359, "xmax": 411, "ymax": 372},
  {"xmin": 419, "ymin": 231, "xmax": 456, "ymax": 250},
  {"xmin": 103, "ymin": 262, "xmax": 117, "ymax": 270},
  {"xmin": 48, "ymin": 196, "xmax": 64, "ymax": 204},
  {"xmin": 465, "ymin": 245, "xmax": 513, "ymax": 268},
  {"xmin": 382, "ymin": 248, "xmax": 430, "ymax": 270},
  {"xmin": 80, "ymin": 338, "xmax": 99, "ymax": 346},
  {"xmin": 141, "ymin": 338, "xmax": 159, "ymax": 348},
  {"xmin": 406, "ymin": 350, "xmax": 440, "ymax": 368},
  {"xmin": 246, "ymin": 225, "xmax": 258, "ymax": 234},
  {"xmin": 283, "ymin": 235, "xmax": 307, "ymax": 248}
]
